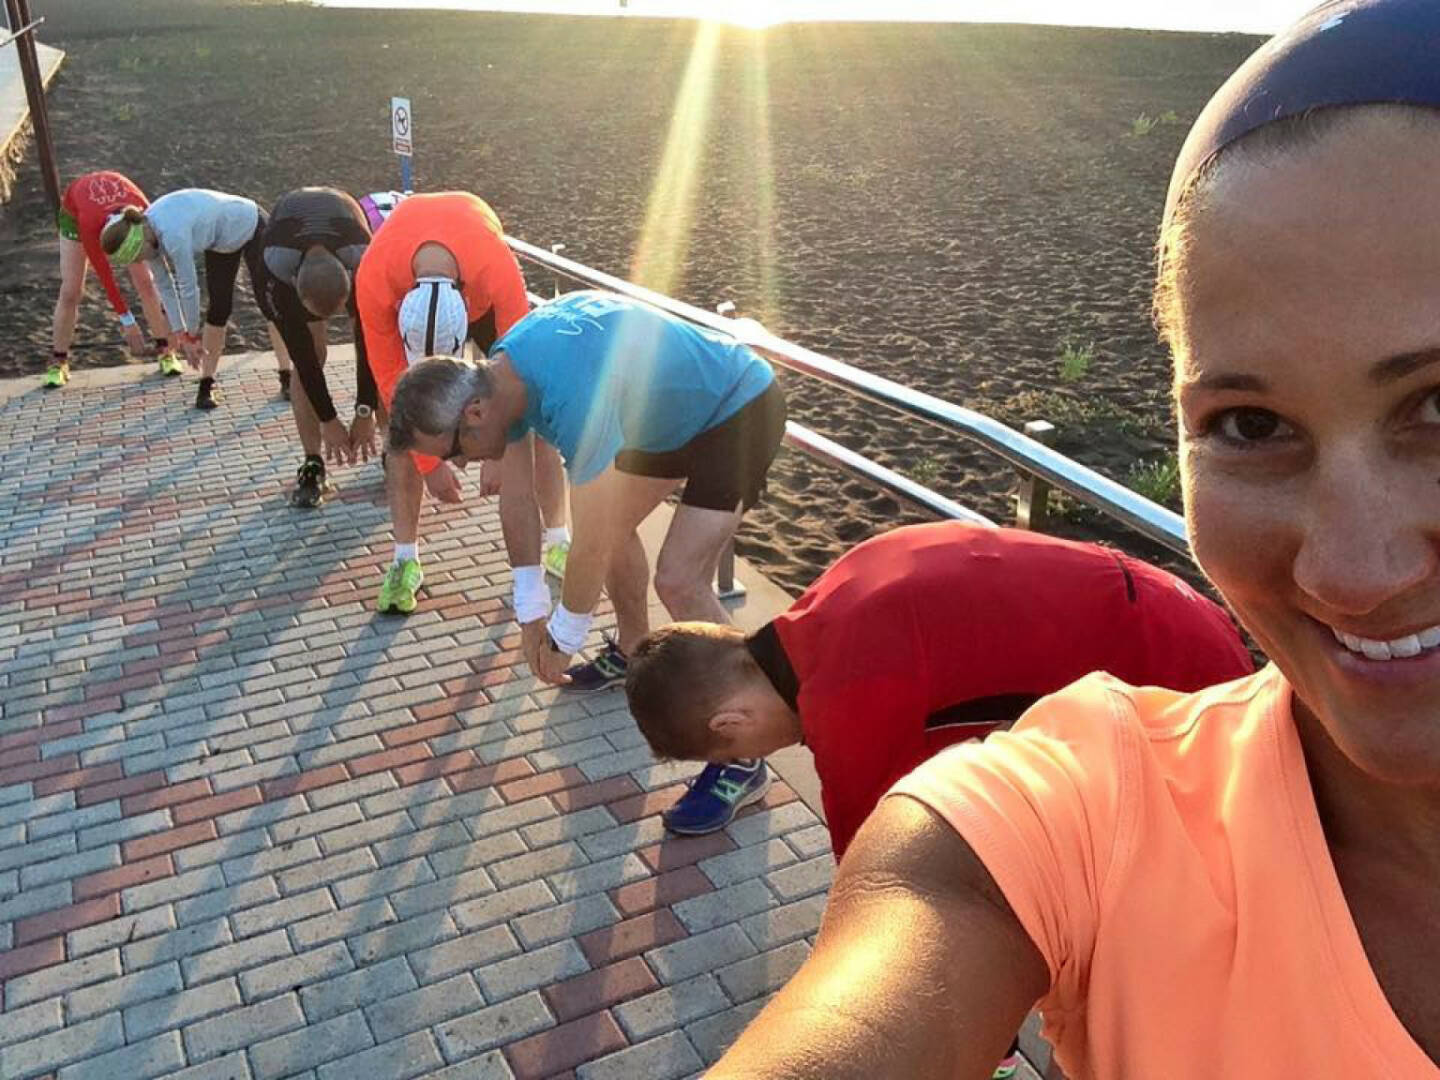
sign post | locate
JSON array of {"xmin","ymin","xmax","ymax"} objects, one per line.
[{"xmin": 391, "ymin": 96, "xmax": 413, "ymax": 193}]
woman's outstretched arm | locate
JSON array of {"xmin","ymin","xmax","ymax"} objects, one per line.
[{"xmin": 710, "ymin": 795, "xmax": 1049, "ymax": 1080}]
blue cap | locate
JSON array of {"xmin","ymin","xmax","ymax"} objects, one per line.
[{"xmin": 1164, "ymin": 0, "xmax": 1440, "ymax": 227}]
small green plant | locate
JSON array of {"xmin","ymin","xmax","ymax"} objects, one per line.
[
  {"xmin": 115, "ymin": 101, "xmax": 135, "ymax": 122},
  {"xmin": 910, "ymin": 454, "xmax": 942, "ymax": 488},
  {"xmin": 1129, "ymin": 112, "xmax": 1158, "ymax": 137},
  {"xmin": 1127, "ymin": 452, "xmax": 1182, "ymax": 507},
  {"xmin": 1058, "ymin": 338, "xmax": 1093, "ymax": 382},
  {"xmin": 1158, "ymin": 109, "xmax": 1181, "ymax": 126},
  {"xmin": 193, "ymin": 43, "xmax": 212, "ymax": 60}
]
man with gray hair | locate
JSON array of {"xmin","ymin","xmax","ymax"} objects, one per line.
[{"xmin": 390, "ymin": 289, "xmax": 787, "ymax": 832}]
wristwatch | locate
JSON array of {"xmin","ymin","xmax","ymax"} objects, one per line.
[{"xmin": 354, "ymin": 405, "xmax": 373, "ymax": 419}]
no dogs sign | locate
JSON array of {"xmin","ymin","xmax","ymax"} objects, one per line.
[{"xmin": 391, "ymin": 97, "xmax": 413, "ymax": 157}]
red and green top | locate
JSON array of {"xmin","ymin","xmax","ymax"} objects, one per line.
[{"xmin": 61, "ymin": 171, "xmax": 148, "ymax": 316}]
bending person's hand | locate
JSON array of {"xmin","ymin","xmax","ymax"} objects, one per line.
[
  {"xmin": 534, "ymin": 639, "xmax": 573, "ymax": 686},
  {"xmin": 320, "ymin": 418, "xmax": 354, "ymax": 466},
  {"xmin": 181, "ymin": 335, "xmax": 204, "ymax": 370},
  {"xmin": 349, "ymin": 412, "xmax": 378, "ymax": 462},
  {"xmin": 479, "ymin": 459, "xmax": 503, "ymax": 498},
  {"xmin": 520, "ymin": 619, "xmax": 550, "ymax": 677},
  {"xmin": 423, "ymin": 461, "xmax": 464, "ymax": 504},
  {"xmin": 122, "ymin": 323, "xmax": 148, "ymax": 358}
]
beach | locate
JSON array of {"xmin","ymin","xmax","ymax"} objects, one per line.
[{"xmin": 0, "ymin": 0, "xmax": 1262, "ymax": 592}]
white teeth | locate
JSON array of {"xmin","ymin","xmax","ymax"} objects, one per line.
[
  {"xmin": 1360, "ymin": 639, "xmax": 1392, "ymax": 661},
  {"xmin": 1331, "ymin": 622, "xmax": 1440, "ymax": 661},
  {"xmin": 1390, "ymin": 635, "xmax": 1422, "ymax": 659}
]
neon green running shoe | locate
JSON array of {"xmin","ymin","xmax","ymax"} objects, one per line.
[
  {"xmin": 377, "ymin": 558, "xmax": 424, "ymax": 614},
  {"xmin": 41, "ymin": 364, "xmax": 69, "ymax": 389},
  {"xmin": 542, "ymin": 540, "xmax": 569, "ymax": 580},
  {"xmin": 157, "ymin": 351, "xmax": 183, "ymax": 377}
]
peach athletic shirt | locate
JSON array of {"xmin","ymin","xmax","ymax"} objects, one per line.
[{"xmin": 892, "ymin": 665, "xmax": 1440, "ymax": 1079}]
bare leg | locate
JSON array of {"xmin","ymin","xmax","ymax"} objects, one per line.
[
  {"xmin": 126, "ymin": 262, "xmax": 172, "ymax": 343},
  {"xmin": 289, "ymin": 324, "xmax": 328, "ymax": 457},
  {"xmin": 52, "ymin": 238, "xmax": 88, "ymax": 355},
  {"xmin": 201, "ymin": 323, "xmax": 226, "ymax": 378},
  {"xmin": 607, "ymin": 530, "xmax": 655, "ymax": 653},
  {"xmin": 573, "ymin": 472, "xmax": 680, "ymax": 652},
  {"xmin": 654, "ymin": 501, "xmax": 744, "ymax": 625},
  {"xmin": 267, "ymin": 324, "xmax": 291, "ymax": 365},
  {"xmin": 535, "ymin": 439, "xmax": 569, "ymax": 530},
  {"xmin": 386, "ymin": 450, "xmax": 426, "ymax": 547}
]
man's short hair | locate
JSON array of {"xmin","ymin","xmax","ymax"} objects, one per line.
[
  {"xmin": 295, "ymin": 250, "xmax": 351, "ymax": 317},
  {"xmin": 625, "ymin": 623, "xmax": 752, "ymax": 760},
  {"xmin": 388, "ymin": 356, "xmax": 493, "ymax": 452}
]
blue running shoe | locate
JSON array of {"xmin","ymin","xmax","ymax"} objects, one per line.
[
  {"xmin": 663, "ymin": 759, "xmax": 770, "ymax": 835},
  {"xmin": 564, "ymin": 637, "xmax": 628, "ymax": 694}
]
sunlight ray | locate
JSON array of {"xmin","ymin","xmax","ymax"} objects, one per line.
[{"xmin": 628, "ymin": 19, "xmax": 722, "ymax": 294}]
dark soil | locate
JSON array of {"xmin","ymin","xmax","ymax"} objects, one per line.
[{"xmin": 0, "ymin": 0, "xmax": 1263, "ymax": 593}]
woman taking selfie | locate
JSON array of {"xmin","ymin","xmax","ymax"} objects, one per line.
[{"xmin": 710, "ymin": 2, "xmax": 1440, "ymax": 1077}]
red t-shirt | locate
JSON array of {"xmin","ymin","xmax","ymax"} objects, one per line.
[
  {"xmin": 767, "ymin": 523, "xmax": 1255, "ymax": 860},
  {"xmin": 61, "ymin": 171, "xmax": 148, "ymax": 316}
]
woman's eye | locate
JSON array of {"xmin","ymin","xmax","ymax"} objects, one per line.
[
  {"xmin": 1213, "ymin": 407, "xmax": 1293, "ymax": 444},
  {"xmin": 1414, "ymin": 390, "xmax": 1440, "ymax": 425}
]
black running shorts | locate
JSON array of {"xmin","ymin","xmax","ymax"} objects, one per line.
[{"xmin": 614, "ymin": 380, "xmax": 787, "ymax": 512}]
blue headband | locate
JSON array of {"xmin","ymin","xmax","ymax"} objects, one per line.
[{"xmin": 1163, "ymin": 0, "xmax": 1440, "ymax": 228}]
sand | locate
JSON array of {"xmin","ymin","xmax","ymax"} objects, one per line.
[{"xmin": 0, "ymin": 0, "xmax": 1263, "ymax": 593}]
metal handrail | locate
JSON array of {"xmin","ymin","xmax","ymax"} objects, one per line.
[
  {"xmin": 0, "ymin": 15, "xmax": 41, "ymax": 48},
  {"xmin": 506, "ymin": 237, "xmax": 1188, "ymax": 556},
  {"xmin": 783, "ymin": 422, "xmax": 995, "ymax": 528}
]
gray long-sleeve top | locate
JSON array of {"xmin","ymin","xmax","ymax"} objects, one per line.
[{"xmin": 145, "ymin": 189, "xmax": 261, "ymax": 334}]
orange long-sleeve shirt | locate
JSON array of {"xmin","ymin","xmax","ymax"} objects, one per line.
[{"xmin": 354, "ymin": 192, "xmax": 529, "ymax": 474}]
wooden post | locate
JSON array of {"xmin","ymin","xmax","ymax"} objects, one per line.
[
  {"xmin": 1015, "ymin": 420, "xmax": 1057, "ymax": 532},
  {"xmin": 5, "ymin": 0, "xmax": 60, "ymax": 212}
]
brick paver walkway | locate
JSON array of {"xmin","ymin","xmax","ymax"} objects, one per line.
[{"xmin": 0, "ymin": 352, "xmax": 833, "ymax": 1080}]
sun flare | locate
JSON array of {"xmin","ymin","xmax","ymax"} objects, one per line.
[{"xmin": 724, "ymin": 1, "xmax": 782, "ymax": 28}]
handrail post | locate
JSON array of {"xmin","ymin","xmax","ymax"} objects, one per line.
[
  {"xmin": 716, "ymin": 543, "xmax": 744, "ymax": 600},
  {"xmin": 5, "ymin": 0, "xmax": 60, "ymax": 213},
  {"xmin": 1015, "ymin": 420, "xmax": 1057, "ymax": 532},
  {"xmin": 714, "ymin": 299, "xmax": 746, "ymax": 600},
  {"xmin": 549, "ymin": 244, "xmax": 566, "ymax": 299}
]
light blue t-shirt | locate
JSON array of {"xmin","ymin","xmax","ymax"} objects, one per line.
[{"xmin": 496, "ymin": 290, "xmax": 775, "ymax": 485}]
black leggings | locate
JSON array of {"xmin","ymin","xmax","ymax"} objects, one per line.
[{"xmin": 203, "ymin": 209, "xmax": 270, "ymax": 328}]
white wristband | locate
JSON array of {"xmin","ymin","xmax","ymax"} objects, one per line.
[
  {"xmin": 546, "ymin": 604, "xmax": 593, "ymax": 655},
  {"xmin": 512, "ymin": 565, "xmax": 551, "ymax": 624},
  {"xmin": 118, "ymin": 312, "xmax": 136, "ymax": 327}
]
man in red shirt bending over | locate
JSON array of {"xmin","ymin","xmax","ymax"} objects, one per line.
[{"xmin": 626, "ymin": 521, "xmax": 1254, "ymax": 861}]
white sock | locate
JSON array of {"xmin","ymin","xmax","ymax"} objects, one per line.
[
  {"xmin": 543, "ymin": 526, "xmax": 571, "ymax": 548},
  {"xmin": 393, "ymin": 542, "xmax": 419, "ymax": 565}
]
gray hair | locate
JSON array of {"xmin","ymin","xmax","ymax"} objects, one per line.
[{"xmin": 388, "ymin": 357, "xmax": 494, "ymax": 451}]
